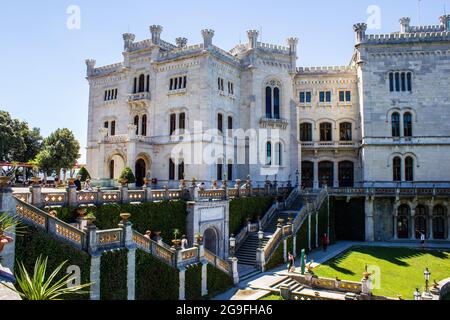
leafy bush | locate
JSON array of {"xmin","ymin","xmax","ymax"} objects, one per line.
[
  {"xmin": 135, "ymin": 249, "xmax": 179, "ymax": 300},
  {"xmin": 206, "ymin": 264, "xmax": 234, "ymax": 298},
  {"xmin": 100, "ymin": 249, "xmax": 128, "ymax": 300},
  {"xmin": 229, "ymin": 196, "xmax": 274, "ymax": 235},
  {"xmin": 119, "ymin": 167, "xmax": 136, "ymax": 184},
  {"xmin": 15, "ymin": 225, "xmax": 91, "ymax": 300},
  {"xmin": 185, "ymin": 264, "xmax": 202, "ymax": 300},
  {"xmin": 77, "ymin": 167, "xmax": 91, "ymax": 182}
]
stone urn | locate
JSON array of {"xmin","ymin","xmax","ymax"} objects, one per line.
[
  {"xmin": 171, "ymin": 239, "xmax": 182, "ymax": 249},
  {"xmin": 67, "ymin": 178, "xmax": 76, "ymax": 186},
  {"xmin": 84, "ymin": 215, "xmax": 96, "ymax": 226},
  {"xmin": 120, "ymin": 213, "xmax": 131, "ymax": 223},
  {"xmin": 31, "ymin": 177, "xmax": 41, "ymax": 185}
]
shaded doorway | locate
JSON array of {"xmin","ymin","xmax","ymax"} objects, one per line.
[
  {"xmin": 301, "ymin": 161, "xmax": 314, "ymax": 188},
  {"xmin": 339, "ymin": 161, "xmax": 354, "ymax": 187},
  {"xmin": 204, "ymin": 228, "xmax": 218, "ymax": 255},
  {"xmin": 135, "ymin": 159, "xmax": 146, "ymax": 187}
]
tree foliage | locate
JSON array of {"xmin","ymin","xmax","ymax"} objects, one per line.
[
  {"xmin": 77, "ymin": 167, "xmax": 91, "ymax": 182},
  {"xmin": 34, "ymin": 128, "xmax": 80, "ymax": 177},
  {"xmin": 0, "ymin": 110, "xmax": 42, "ymax": 163},
  {"xmin": 119, "ymin": 167, "xmax": 136, "ymax": 184}
]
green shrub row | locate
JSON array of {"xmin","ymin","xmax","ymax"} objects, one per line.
[
  {"xmin": 135, "ymin": 249, "xmax": 179, "ymax": 300},
  {"xmin": 206, "ymin": 264, "xmax": 234, "ymax": 298},
  {"xmin": 15, "ymin": 225, "xmax": 91, "ymax": 300},
  {"xmin": 229, "ymin": 196, "xmax": 274, "ymax": 235},
  {"xmin": 100, "ymin": 249, "xmax": 128, "ymax": 300},
  {"xmin": 185, "ymin": 264, "xmax": 203, "ymax": 300}
]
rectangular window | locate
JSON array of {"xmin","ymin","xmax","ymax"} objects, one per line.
[
  {"xmin": 300, "ymin": 92, "xmax": 305, "ymax": 103},
  {"xmin": 179, "ymin": 113, "xmax": 186, "ymax": 131},
  {"xmin": 183, "ymin": 76, "xmax": 187, "ymax": 89},
  {"xmin": 401, "ymin": 73, "xmax": 406, "ymax": 91},
  {"xmin": 345, "ymin": 91, "xmax": 351, "ymax": 102},
  {"xmin": 217, "ymin": 164, "xmax": 223, "ymax": 181},
  {"xmin": 326, "ymin": 91, "xmax": 331, "ymax": 102},
  {"xmin": 407, "ymin": 72, "xmax": 412, "ymax": 92},
  {"xmin": 319, "ymin": 91, "xmax": 325, "ymax": 102},
  {"xmin": 170, "ymin": 114, "xmax": 176, "ymax": 135},
  {"xmin": 169, "ymin": 159, "xmax": 175, "ymax": 180},
  {"xmin": 218, "ymin": 114, "xmax": 223, "ymax": 133},
  {"xmin": 227, "ymin": 164, "xmax": 233, "ymax": 181},
  {"xmin": 389, "ymin": 73, "xmax": 394, "ymax": 92},
  {"xmin": 110, "ymin": 121, "xmax": 116, "ymax": 136},
  {"xmin": 178, "ymin": 162, "xmax": 185, "ymax": 181},
  {"xmin": 339, "ymin": 91, "xmax": 345, "ymax": 102},
  {"xmin": 395, "ymin": 72, "xmax": 400, "ymax": 92}
]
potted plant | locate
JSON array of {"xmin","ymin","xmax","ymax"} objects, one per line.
[
  {"xmin": 171, "ymin": 229, "xmax": 181, "ymax": 248},
  {"xmin": 119, "ymin": 167, "xmax": 135, "ymax": 187},
  {"xmin": 0, "ymin": 213, "xmax": 22, "ymax": 253}
]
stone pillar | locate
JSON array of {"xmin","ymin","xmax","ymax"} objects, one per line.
[
  {"xmin": 201, "ymin": 262, "xmax": 208, "ymax": 297},
  {"xmin": 30, "ymin": 184, "xmax": 43, "ymax": 208},
  {"xmin": 428, "ymin": 214, "xmax": 433, "ymax": 240},
  {"xmin": 256, "ymin": 248, "xmax": 265, "ymax": 272},
  {"xmin": 178, "ymin": 267, "xmax": 186, "ymax": 300},
  {"xmin": 447, "ymin": 211, "xmax": 450, "ymax": 240},
  {"xmin": 353, "ymin": 23, "xmax": 367, "ymax": 44},
  {"xmin": 67, "ymin": 184, "xmax": 77, "ymax": 207},
  {"xmin": 0, "ymin": 184, "xmax": 16, "ymax": 271},
  {"xmin": 307, "ymin": 212, "xmax": 312, "ymax": 251},
  {"xmin": 119, "ymin": 185, "xmax": 128, "ymax": 204},
  {"xmin": 361, "ymin": 277, "xmax": 372, "ymax": 295},
  {"xmin": 283, "ymin": 238, "xmax": 288, "ymax": 263},
  {"xmin": 292, "ymin": 235, "xmax": 297, "ymax": 257},
  {"xmin": 143, "ymin": 185, "xmax": 152, "ymax": 202},
  {"xmin": 410, "ymin": 208, "xmax": 416, "ymax": 240},
  {"xmin": 315, "ymin": 212, "xmax": 319, "ymax": 248},
  {"xmin": 393, "ymin": 214, "xmax": 398, "ymax": 240},
  {"xmin": 90, "ymin": 254, "xmax": 101, "ymax": 300},
  {"xmin": 229, "ymin": 257, "xmax": 239, "ymax": 285},
  {"xmin": 86, "ymin": 224, "xmax": 98, "ymax": 255},
  {"xmin": 127, "ymin": 248, "xmax": 136, "ymax": 300},
  {"xmin": 313, "ymin": 162, "xmax": 319, "ymax": 189},
  {"xmin": 365, "ymin": 198, "xmax": 375, "ymax": 242},
  {"xmin": 333, "ymin": 162, "xmax": 339, "ymax": 188}
]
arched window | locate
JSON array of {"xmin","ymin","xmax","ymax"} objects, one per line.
[
  {"xmin": 228, "ymin": 116, "xmax": 233, "ymax": 130},
  {"xmin": 170, "ymin": 114, "xmax": 176, "ymax": 135},
  {"xmin": 275, "ymin": 143, "xmax": 282, "ymax": 166},
  {"xmin": 273, "ymin": 87, "xmax": 280, "ymax": 119},
  {"xmin": 146, "ymin": 75, "xmax": 150, "ymax": 92},
  {"xmin": 338, "ymin": 161, "xmax": 354, "ymax": 187},
  {"xmin": 300, "ymin": 123, "xmax": 312, "ymax": 142},
  {"xmin": 403, "ymin": 112, "xmax": 412, "ymax": 137},
  {"xmin": 393, "ymin": 157, "xmax": 401, "ymax": 182},
  {"xmin": 169, "ymin": 159, "xmax": 175, "ymax": 180},
  {"xmin": 266, "ymin": 142, "xmax": 272, "ymax": 166},
  {"xmin": 141, "ymin": 115, "xmax": 147, "ymax": 136},
  {"xmin": 110, "ymin": 121, "xmax": 116, "ymax": 136},
  {"xmin": 134, "ymin": 115, "xmax": 139, "ymax": 135},
  {"xmin": 320, "ymin": 123, "xmax": 332, "ymax": 141},
  {"xmin": 133, "ymin": 78, "xmax": 137, "ymax": 94},
  {"xmin": 415, "ymin": 205, "xmax": 428, "ymax": 239},
  {"xmin": 301, "ymin": 161, "xmax": 314, "ymax": 188},
  {"xmin": 405, "ymin": 156, "xmax": 414, "ymax": 182},
  {"xmin": 397, "ymin": 205, "xmax": 410, "ymax": 239},
  {"xmin": 339, "ymin": 122, "xmax": 352, "ymax": 141},
  {"xmin": 109, "ymin": 160, "xmax": 115, "ymax": 179},
  {"xmin": 217, "ymin": 162, "xmax": 223, "ymax": 181},
  {"xmin": 433, "ymin": 206, "xmax": 446, "ymax": 239},
  {"xmin": 265, "ymin": 87, "xmax": 272, "ymax": 118},
  {"xmin": 138, "ymin": 74, "xmax": 146, "ymax": 93},
  {"xmin": 227, "ymin": 163, "xmax": 233, "ymax": 181},
  {"xmin": 217, "ymin": 113, "xmax": 223, "ymax": 134},
  {"xmin": 179, "ymin": 113, "xmax": 186, "ymax": 131},
  {"xmin": 391, "ymin": 113, "xmax": 400, "ymax": 137},
  {"xmin": 318, "ymin": 161, "xmax": 334, "ymax": 188}
]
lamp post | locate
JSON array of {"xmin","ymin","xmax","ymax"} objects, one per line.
[
  {"xmin": 413, "ymin": 288, "xmax": 421, "ymax": 300},
  {"xmin": 424, "ymin": 267, "xmax": 431, "ymax": 293},
  {"xmin": 258, "ymin": 230, "xmax": 265, "ymax": 249},
  {"xmin": 229, "ymin": 234, "xmax": 236, "ymax": 258}
]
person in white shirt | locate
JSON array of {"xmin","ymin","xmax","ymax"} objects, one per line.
[{"xmin": 181, "ymin": 235, "xmax": 189, "ymax": 250}]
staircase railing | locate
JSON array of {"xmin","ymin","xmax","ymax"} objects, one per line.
[
  {"xmin": 204, "ymin": 249, "xmax": 232, "ymax": 276},
  {"xmin": 284, "ymin": 187, "xmax": 299, "ymax": 210},
  {"xmin": 132, "ymin": 230, "xmax": 177, "ymax": 266},
  {"xmin": 292, "ymin": 188, "xmax": 328, "ymax": 234},
  {"xmin": 263, "ymin": 227, "xmax": 283, "ymax": 262}
]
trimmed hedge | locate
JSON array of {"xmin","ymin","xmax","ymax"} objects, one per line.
[
  {"xmin": 265, "ymin": 242, "xmax": 284, "ymax": 270},
  {"xmin": 15, "ymin": 225, "xmax": 91, "ymax": 300},
  {"xmin": 206, "ymin": 264, "xmax": 234, "ymax": 298},
  {"xmin": 100, "ymin": 249, "xmax": 128, "ymax": 300},
  {"xmin": 185, "ymin": 264, "xmax": 202, "ymax": 300},
  {"xmin": 135, "ymin": 249, "xmax": 179, "ymax": 300},
  {"xmin": 295, "ymin": 218, "xmax": 309, "ymax": 255},
  {"xmin": 229, "ymin": 196, "xmax": 274, "ymax": 235}
]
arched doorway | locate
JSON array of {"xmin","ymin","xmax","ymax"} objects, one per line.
[
  {"xmin": 415, "ymin": 205, "xmax": 428, "ymax": 239},
  {"xmin": 135, "ymin": 159, "xmax": 146, "ymax": 187},
  {"xmin": 433, "ymin": 205, "xmax": 446, "ymax": 240},
  {"xmin": 338, "ymin": 161, "xmax": 354, "ymax": 187},
  {"xmin": 397, "ymin": 205, "xmax": 410, "ymax": 239},
  {"xmin": 204, "ymin": 228, "xmax": 218, "ymax": 255},
  {"xmin": 318, "ymin": 161, "xmax": 334, "ymax": 188},
  {"xmin": 301, "ymin": 161, "xmax": 314, "ymax": 188}
]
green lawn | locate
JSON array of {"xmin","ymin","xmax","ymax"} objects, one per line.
[
  {"xmin": 313, "ymin": 246, "xmax": 450, "ymax": 300},
  {"xmin": 259, "ymin": 294, "xmax": 283, "ymax": 301}
]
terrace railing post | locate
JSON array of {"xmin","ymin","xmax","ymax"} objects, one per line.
[
  {"xmin": 86, "ymin": 223, "xmax": 98, "ymax": 255},
  {"xmin": 235, "ymin": 179, "xmax": 241, "ymax": 198},
  {"xmin": 95, "ymin": 187, "xmax": 102, "ymax": 206},
  {"xmin": 229, "ymin": 256, "xmax": 239, "ymax": 284},
  {"xmin": 222, "ymin": 180, "xmax": 229, "ymax": 200},
  {"xmin": 30, "ymin": 184, "xmax": 43, "ymax": 208},
  {"xmin": 67, "ymin": 183, "xmax": 77, "ymax": 207},
  {"xmin": 143, "ymin": 179, "xmax": 153, "ymax": 202},
  {"xmin": 246, "ymin": 176, "xmax": 253, "ymax": 197},
  {"xmin": 119, "ymin": 185, "xmax": 129, "ymax": 204},
  {"xmin": 164, "ymin": 185, "xmax": 170, "ymax": 201}
]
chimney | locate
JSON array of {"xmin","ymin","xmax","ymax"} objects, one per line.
[
  {"xmin": 150, "ymin": 25, "xmax": 163, "ymax": 45},
  {"xmin": 247, "ymin": 30, "xmax": 259, "ymax": 49},
  {"xmin": 353, "ymin": 23, "xmax": 367, "ymax": 44},
  {"xmin": 201, "ymin": 29, "xmax": 215, "ymax": 48},
  {"xmin": 399, "ymin": 17, "xmax": 411, "ymax": 34},
  {"xmin": 85, "ymin": 59, "xmax": 96, "ymax": 77},
  {"xmin": 122, "ymin": 33, "xmax": 135, "ymax": 51},
  {"xmin": 176, "ymin": 37, "xmax": 188, "ymax": 48},
  {"xmin": 440, "ymin": 14, "xmax": 450, "ymax": 30}
]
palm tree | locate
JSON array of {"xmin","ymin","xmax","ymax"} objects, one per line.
[{"xmin": 2, "ymin": 255, "xmax": 92, "ymax": 300}]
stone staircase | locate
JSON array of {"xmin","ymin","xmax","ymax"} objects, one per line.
[
  {"xmin": 235, "ymin": 193, "xmax": 304, "ymax": 271},
  {"xmin": 270, "ymin": 276, "xmax": 304, "ymax": 293}
]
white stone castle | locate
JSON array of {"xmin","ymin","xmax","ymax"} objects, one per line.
[{"xmin": 85, "ymin": 15, "xmax": 450, "ymax": 192}]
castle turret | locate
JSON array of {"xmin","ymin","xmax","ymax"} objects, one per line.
[
  {"xmin": 176, "ymin": 37, "xmax": 188, "ymax": 48},
  {"xmin": 353, "ymin": 23, "xmax": 367, "ymax": 44},
  {"xmin": 201, "ymin": 29, "xmax": 215, "ymax": 48},
  {"xmin": 122, "ymin": 33, "xmax": 135, "ymax": 51},
  {"xmin": 440, "ymin": 14, "xmax": 450, "ymax": 31},
  {"xmin": 247, "ymin": 30, "xmax": 259, "ymax": 50},
  {"xmin": 287, "ymin": 37, "xmax": 299, "ymax": 73},
  {"xmin": 150, "ymin": 25, "xmax": 163, "ymax": 45},
  {"xmin": 399, "ymin": 17, "xmax": 411, "ymax": 34},
  {"xmin": 85, "ymin": 59, "xmax": 96, "ymax": 77}
]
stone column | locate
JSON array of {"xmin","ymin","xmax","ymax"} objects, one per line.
[
  {"xmin": 315, "ymin": 212, "xmax": 319, "ymax": 248},
  {"xmin": 292, "ymin": 235, "xmax": 297, "ymax": 257},
  {"xmin": 0, "ymin": 184, "xmax": 17, "ymax": 271},
  {"xmin": 447, "ymin": 208, "xmax": 450, "ymax": 240},
  {"xmin": 393, "ymin": 214, "xmax": 398, "ymax": 240},
  {"xmin": 127, "ymin": 248, "xmax": 136, "ymax": 300},
  {"xmin": 67, "ymin": 184, "xmax": 77, "ymax": 207},
  {"xmin": 30, "ymin": 184, "xmax": 43, "ymax": 208},
  {"xmin": 313, "ymin": 162, "xmax": 319, "ymax": 189},
  {"xmin": 119, "ymin": 185, "xmax": 129, "ymax": 204},
  {"xmin": 308, "ymin": 212, "xmax": 312, "ymax": 251},
  {"xmin": 333, "ymin": 162, "xmax": 339, "ymax": 188},
  {"xmin": 365, "ymin": 198, "xmax": 375, "ymax": 242},
  {"xmin": 283, "ymin": 238, "xmax": 288, "ymax": 263},
  {"xmin": 256, "ymin": 248, "xmax": 265, "ymax": 272},
  {"xmin": 86, "ymin": 224, "xmax": 98, "ymax": 255},
  {"xmin": 410, "ymin": 208, "xmax": 416, "ymax": 240},
  {"xmin": 178, "ymin": 267, "xmax": 186, "ymax": 300},
  {"xmin": 90, "ymin": 254, "xmax": 101, "ymax": 300},
  {"xmin": 201, "ymin": 262, "xmax": 208, "ymax": 297},
  {"xmin": 229, "ymin": 257, "xmax": 239, "ymax": 285}
]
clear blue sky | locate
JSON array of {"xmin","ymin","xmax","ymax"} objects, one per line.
[{"xmin": 0, "ymin": 0, "xmax": 448, "ymax": 163}]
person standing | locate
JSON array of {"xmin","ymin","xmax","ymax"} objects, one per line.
[
  {"xmin": 287, "ymin": 252, "xmax": 295, "ymax": 273},
  {"xmin": 74, "ymin": 175, "xmax": 82, "ymax": 191},
  {"xmin": 420, "ymin": 231, "xmax": 426, "ymax": 248},
  {"xmin": 322, "ymin": 233, "xmax": 329, "ymax": 252},
  {"xmin": 181, "ymin": 235, "xmax": 189, "ymax": 250}
]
